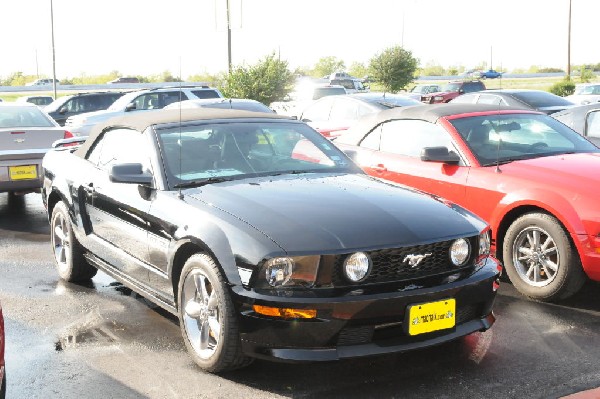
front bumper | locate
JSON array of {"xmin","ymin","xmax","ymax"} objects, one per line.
[{"xmin": 233, "ymin": 256, "xmax": 501, "ymax": 362}]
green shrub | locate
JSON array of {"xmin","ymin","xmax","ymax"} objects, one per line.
[{"xmin": 549, "ymin": 79, "xmax": 575, "ymax": 96}]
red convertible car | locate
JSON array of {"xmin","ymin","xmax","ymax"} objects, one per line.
[{"xmin": 336, "ymin": 104, "xmax": 600, "ymax": 302}]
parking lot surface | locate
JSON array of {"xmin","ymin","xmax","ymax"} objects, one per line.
[{"xmin": 1, "ymin": 193, "xmax": 600, "ymax": 398}]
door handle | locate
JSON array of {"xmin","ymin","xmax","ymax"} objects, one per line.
[{"xmin": 370, "ymin": 163, "xmax": 388, "ymax": 173}]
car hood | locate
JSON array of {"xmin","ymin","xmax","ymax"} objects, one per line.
[
  {"xmin": 500, "ymin": 152, "xmax": 600, "ymax": 188},
  {"xmin": 186, "ymin": 173, "xmax": 482, "ymax": 253}
]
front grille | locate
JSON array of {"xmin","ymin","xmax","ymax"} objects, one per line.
[{"xmin": 332, "ymin": 237, "xmax": 477, "ymax": 286}]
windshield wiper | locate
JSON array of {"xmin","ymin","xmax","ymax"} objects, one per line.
[{"xmin": 174, "ymin": 176, "xmax": 234, "ymax": 189}]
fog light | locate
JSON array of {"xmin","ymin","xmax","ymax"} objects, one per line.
[
  {"xmin": 253, "ymin": 305, "xmax": 316, "ymax": 319},
  {"xmin": 343, "ymin": 252, "xmax": 371, "ymax": 282},
  {"xmin": 450, "ymin": 238, "xmax": 470, "ymax": 266}
]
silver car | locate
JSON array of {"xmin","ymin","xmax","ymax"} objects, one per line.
[{"xmin": 0, "ymin": 103, "xmax": 71, "ymax": 195}]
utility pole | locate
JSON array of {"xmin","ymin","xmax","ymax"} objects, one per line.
[
  {"xmin": 567, "ymin": 0, "xmax": 572, "ymax": 79},
  {"xmin": 490, "ymin": 46, "xmax": 493, "ymax": 70},
  {"xmin": 226, "ymin": 0, "xmax": 232, "ymax": 74},
  {"xmin": 50, "ymin": 0, "xmax": 57, "ymax": 99}
]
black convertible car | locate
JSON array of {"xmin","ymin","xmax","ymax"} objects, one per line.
[{"xmin": 42, "ymin": 108, "xmax": 501, "ymax": 372}]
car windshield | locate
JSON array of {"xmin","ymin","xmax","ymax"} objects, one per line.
[
  {"xmin": 313, "ymin": 87, "xmax": 347, "ymax": 100},
  {"xmin": 156, "ymin": 121, "xmax": 360, "ymax": 189},
  {"xmin": 44, "ymin": 95, "xmax": 72, "ymax": 112},
  {"xmin": 107, "ymin": 91, "xmax": 140, "ymax": 111},
  {"xmin": 449, "ymin": 113, "xmax": 600, "ymax": 166},
  {"xmin": 0, "ymin": 106, "xmax": 56, "ymax": 128},
  {"xmin": 442, "ymin": 83, "xmax": 461, "ymax": 92}
]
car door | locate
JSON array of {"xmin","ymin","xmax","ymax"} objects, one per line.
[
  {"xmin": 357, "ymin": 119, "xmax": 470, "ymax": 205},
  {"xmin": 82, "ymin": 128, "xmax": 155, "ymax": 283}
]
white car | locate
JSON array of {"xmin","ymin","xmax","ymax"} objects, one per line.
[
  {"xmin": 25, "ymin": 78, "xmax": 59, "ymax": 86},
  {"xmin": 65, "ymin": 86, "xmax": 223, "ymax": 136},
  {"xmin": 165, "ymin": 98, "xmax": 273, "ymax": 113},
  {"xmin": 270, "ymin": 83, "xmax": 347, "ymax": 118},
  {"xmin": 566, "ymin": 83, "xmax": 600, "ymax": 105}
]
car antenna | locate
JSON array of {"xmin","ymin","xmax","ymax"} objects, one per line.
[{"xmin": 178, "ymin": 56, "xmax": 184, "ymax": 200}]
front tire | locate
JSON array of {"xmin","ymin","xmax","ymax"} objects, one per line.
[
  {"xmin": 502, "ymin": 212, "xmax": 586, "ymax": 301},
  {"xmin": 50, "ymin": 201, "xmax": 97, "ymax": 282},
  {"xmin": 177, "ymin": 254, "xmax": 252, "ymax": 372}
]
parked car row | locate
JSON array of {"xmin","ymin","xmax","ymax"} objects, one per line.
[{"xmin": 2, "ymin": 77, "xmax": 600, "ymax": 384}]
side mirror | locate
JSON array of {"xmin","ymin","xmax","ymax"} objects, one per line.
[
  {"xmin": 458, "ymin": 89, "xmax": 465, "ymax": 94},
  {"xmin": 125, "ymin": 102, "xmax": 137, "ymax": 112},
  {"xmin": 109, "ymin": 163, "xmax": 153, "ymax": 185},
  {"xmin": 58, "ymin": 106, "xmax": 68, "ymax": 114},
  {"xmin": 420, "ymin": 146, "xmax": 460, "ymax": 165}
]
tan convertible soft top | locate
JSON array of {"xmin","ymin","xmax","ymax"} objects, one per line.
[{"xmin": 74, "ymin": 108, "xmax": 292, "ymax": 158}]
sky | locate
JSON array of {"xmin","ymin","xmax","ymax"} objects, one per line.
[{"xmin": 2, "ymin": 0, "xmax": 598, "ymax": 79}]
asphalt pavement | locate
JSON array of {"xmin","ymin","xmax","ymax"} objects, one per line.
[{"xmin": 1, "ymin": 192, "xmax": 600, "ymax": 399}]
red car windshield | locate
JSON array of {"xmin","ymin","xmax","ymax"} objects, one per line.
[{"xmin": 449, "ymin": 113, "xmax": 600, "ymax": 166}]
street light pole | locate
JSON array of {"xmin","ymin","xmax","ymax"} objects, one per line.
[
  {"xmin": 50, "ymin": 0, "xmax": 57, "ymax": 99},
  {"xmin": 567, "ymin": 0, "xmax": 572, "ymax": 79},
  {"xmin": 226, "ymin": 0, "xmax": 232, "ymax": 74}
]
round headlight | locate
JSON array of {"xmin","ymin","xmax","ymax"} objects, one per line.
[
  {"xmin": 343, "ymin": 252, "xmax": 371, "ymax": 282},
  {"xmin": 450, "ymin": 238, "xmax": 470, "ymax": 266},
  {"xmin": 265, "ymin": 257, "xmax": 293, "ymax": 287}
]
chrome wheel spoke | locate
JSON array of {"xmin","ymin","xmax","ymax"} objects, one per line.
[{"xmin": 199, "ymin": 320, "xmax": 210, "ymax": 350}]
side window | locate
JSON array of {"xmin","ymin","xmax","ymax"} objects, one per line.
[
  {"xmin": 301, "ymin": 97, "xmax": 335, "ymax": 122},
  {"xmin": 586, "ymin": 110, "xmax": 600, "ymax": 139},
  {"xmin": 133, "ymin": 94, "xmax": 157, "ymax": 110},
  {"xmin": 191, "ymin": 90, "xmax": 220, "ymax": 99},
  {"xmin": 359, "ymin": 125, "xmax": 381, "ymax": 150},
  {"xmin": 379, "ymin": 120, "xmax": 454, "ymax": 158},
  {"xmin": 86, "ymin": 129, "xmax": 152, "ymax": 173},
  {"xmin": 160, "ymin": 91, "xmax": 189, "ymax": 107}
]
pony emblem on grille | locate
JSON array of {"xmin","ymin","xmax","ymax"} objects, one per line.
[{"xmin": 403, "ymin": 253, "xmax": 432, "ymax": 268}]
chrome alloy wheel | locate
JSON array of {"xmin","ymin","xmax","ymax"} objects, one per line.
[
  {"xmin": 512, "ymin": 226, "xmax": 560, "ymax": 287},
  {"xmin": 181, "ymin": 270, "xmax": 222, "ymax": 360},
  {"xmin": 51, "ymin": 209, "xmax": 71, "ymax": 270}
]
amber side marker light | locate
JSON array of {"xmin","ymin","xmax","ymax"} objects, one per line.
[{"xmin": 253, "ymin": 305, "xmax": 317, "ymax": 319}]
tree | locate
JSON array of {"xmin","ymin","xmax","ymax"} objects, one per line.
[
  {"xmin": 348, "ymin": 62, "xmax": 368, "ymax": 79},
  {"xmin": 369, "ymin": 46, "xmax": 418, "ymax": 93},
  {"xmin": 311, "ymin": 56, "xmax": 346, "ymax": 78},
  {"xmin": 221, "ymin": 53, "xmax": 295, "ymax": 105}
]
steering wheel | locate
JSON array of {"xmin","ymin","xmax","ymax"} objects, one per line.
[{"xmin": 529, "ymin": 142, "xmax": 549, "ymax": 150}]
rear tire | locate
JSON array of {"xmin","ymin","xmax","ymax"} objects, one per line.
[
  {"xmin": 177, "ymin": 253, "xmax": 252, "ymax": 372},
  {"xmin": 502, "ymin": 212, "xmax": 586, "ymax": 302},
  {"xmin": 50, "ymin": 201, "xmax": 97, "ymax": 282}
]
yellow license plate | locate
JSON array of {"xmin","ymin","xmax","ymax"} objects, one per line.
[
  {"xmin": 9, "ymin": 165, "xmax": 38, "ymax": 180},
  {"xmin": 406, "ymin": 298, "xmax": 456, "ymax": 336}
]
